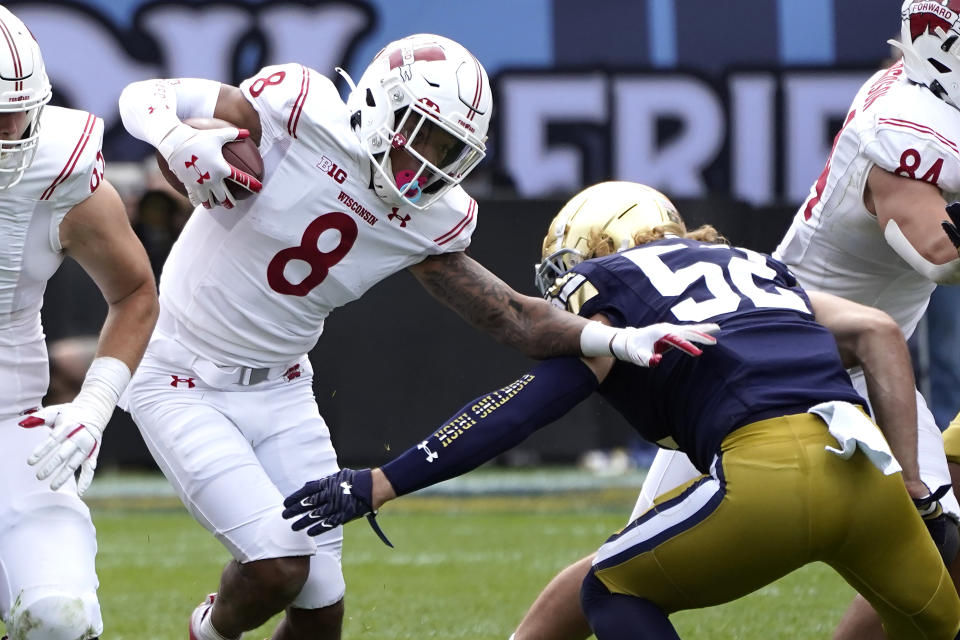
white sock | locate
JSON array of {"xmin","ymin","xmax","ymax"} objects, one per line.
[{"xmin": 200, "ymin": 611, "xmax": 241, "ymax": 640}]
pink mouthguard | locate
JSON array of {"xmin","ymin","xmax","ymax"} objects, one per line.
[{"xmin": 395, "ymin": 170, "xmax": 428, "ymax": 201}]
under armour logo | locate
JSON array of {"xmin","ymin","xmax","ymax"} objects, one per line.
[
  {"xmin": 389, "ymin": 208, "xmax": 411, "ymax": 227},
  {"xmin": 184, "ymin": 155, "xmax": 210, "ymax": 185},
  {"xmin": 391, "ymin": 133, "xmax": 408, "ymax": 150},
  {"xmin": 340, "ymin": 481, "xmax": 353, "ymax": 495},
  {"xmin": 284, "ymin": 364, "xmax": 302, "ymax": 381},
  {"xmin": 170, "ymin": 375, "xmax": 196, "ymax": 388},
  {"xmin": 417, "ymin": 440, "xmax": 438, "ymax": 463}
]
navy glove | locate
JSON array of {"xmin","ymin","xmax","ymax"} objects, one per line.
[
  {"xmin": 283, "ymin": 468, "xmax": 393, "ymax": 547},
  {"xmin": 914, "ymin": 484, "xmax": 960, "ymax": 564},
  {"xmin": 942, "ymin": 202, "xmax": 960, "ymax": 253}
]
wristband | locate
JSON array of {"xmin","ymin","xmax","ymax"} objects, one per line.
[
  {"xmin": 73, "ymin": 357, "xmax": 132, "ymax": 429},
  {"xmin": 157, "ymin": 123, "xmax": 198, "ymax": 161},
  {"xmin": 580, "ymin": 321, "xmax": 619, "ymax": 357}
]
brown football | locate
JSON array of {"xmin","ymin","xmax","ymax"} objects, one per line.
[{"xmin": 155, "ymin": 117, "xmax": 263, "ymax": 201}]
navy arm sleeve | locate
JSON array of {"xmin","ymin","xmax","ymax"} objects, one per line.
[{"xmin": 381, "ymin": 357, "xmax": 599, "ymax": 496}]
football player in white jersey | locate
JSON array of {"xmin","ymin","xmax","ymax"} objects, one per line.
[
  {"xmin": 692, "ymin": 0, "xmax": 960, "ymax": 636},
  {"xmin": 0, "ymin": 6, "xmax": 159, "ymax": 640},
  {"xmin": 117, "ymin": 34, "xmax": 717, "ymax": 640},
  {"xmin": 508, "ymin": 2, "xmax": 960, "ymax": 640}
]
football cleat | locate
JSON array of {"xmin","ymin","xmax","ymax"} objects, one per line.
[{"xmin": 188, "ymin": 593, "xmax": 217, "ymax": 640}]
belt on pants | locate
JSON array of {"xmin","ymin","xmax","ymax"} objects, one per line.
[{"xmin": 149, "ymin": 336, "xmax": 300, "ymax": 387}]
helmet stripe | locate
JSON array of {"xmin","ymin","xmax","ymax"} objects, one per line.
[
  {"xmin": 0, "ymin": 15, "xmax": 23, "ymax": 91},
  {"xmin": 466, "ymin": 55, "xmax": 484, "ymax": 121}
]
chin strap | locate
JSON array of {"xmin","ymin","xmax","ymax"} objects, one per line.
[{"xmin": 335, "ymin": 67, "xmax": 358, "ymax": 92}]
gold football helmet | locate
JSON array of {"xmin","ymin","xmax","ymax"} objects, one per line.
[{"xmin": 534, "ymin": 181, "xmax": 683, "ymax": 295}]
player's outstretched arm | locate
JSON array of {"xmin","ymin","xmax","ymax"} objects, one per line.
[
  {"xmin": 868, "ymin": 166, "xmax": 960, "ymax": 284},
  {"xmin": 22, "ymin": 180, "xmax": 159, "ymax": 495},
  {"xmin": 810, "ymin": 292, "xmax": 957, "ymax": 559},
  {"xmin": 808, "ymin": 291, "xmax": 923, "ymax": 494},
  {"xmin": 118, "ymin": 79, "xmax": 261, "ymax": 209},
  {"xmin": 284, "ymin": 356, "xmax": 605, "ymax": 540},
  {"xmin": 409, "ymin": 251, "xmax": 718, "ymax": 366}
]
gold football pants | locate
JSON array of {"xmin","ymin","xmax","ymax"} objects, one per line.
[{"xmin": 593, "ymin": 412, "xmax": 960, "ymax": 640}]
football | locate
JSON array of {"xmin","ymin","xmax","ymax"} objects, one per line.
[{"xmin": 155, "ymin": 117, "xmax": 263, "ymax": 202}]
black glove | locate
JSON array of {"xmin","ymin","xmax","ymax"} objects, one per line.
[
  {"xmin": 914, "ymin": 484, "xmax": 960, "ymax": 564},
  {"xmin": 942, "ymin": 202, "xmax": 960, "ymax": 252},
  {"xmin": 282, "ymin": 468, "xmax": 393, "ymax": 547}
]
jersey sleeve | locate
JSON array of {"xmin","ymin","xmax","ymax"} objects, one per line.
[
  {"xmin": 764, "ymin": 253, "xmax": 815, "ymax": 318},
  {"xmin": 44, "ymin": 113, "xmax": 105, "ymax": 210},
  {"xmin": 429, "ymin": 188, "xmax": 477, "ymax": 253},
  {"xmin": 40, "ymin": 112, "xmax": 105, "ymax": 252},
  {"xmin": 860, "ymin": 109, "xmax": 960, "ymax": 193},
  {"xmin": 239, "ymin": 63, "xmax": 336, "ymax": 143}
]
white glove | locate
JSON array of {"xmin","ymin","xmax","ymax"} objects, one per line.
[
  {"xmin": 581, "ymin": 321, "xmax": 720, "ymax": 367},
  {"xmin": 21, "ymin": 403, "xmax": 105, "ymax": 495},
  {"xmin": 20, "ymin": 356, "xmax": 130, "ymax": 496},
  {"xmin": 157, "ymin": 123, "xmax": 261, "ymax": 210}
]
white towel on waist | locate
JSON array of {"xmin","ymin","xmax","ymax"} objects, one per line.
[{"xmin": 810, "ymin": 400, "xmax": 902, "ymax": 476}]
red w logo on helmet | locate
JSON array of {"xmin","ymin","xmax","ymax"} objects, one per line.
[
  {"xmin": 388, "ymin": 45, "xmax": 445, "ymax": 70},
  {"xmin": 908, "ymin": 1, "xmax": 960, "ymax": 41}
]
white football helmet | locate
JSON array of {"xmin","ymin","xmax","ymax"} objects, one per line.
[
  {"xmin": 0, "ymin": 6, "xmax": 51, "ymax": 189},
  {"xmin": 343, "ymin": 33, "xmax": 491, "ymax": 210},
  {"xmin": 535, "ymin": 182, "xmax": 683, "ymax": 295},
  {"xmin": 892, "ymin": 0, "xmax": 960, "ymax": 109}
]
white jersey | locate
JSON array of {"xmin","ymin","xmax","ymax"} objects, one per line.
[
  {"xmin": 158, "ymin": 64, "xmax": 478, "ymax": 368},
  {"xmin": 775, "ymin": 61, "xmax": 960, "ymax": 338},
  {"xmin": 0, "ymin": 105, "xmax": 104, "ymax": 414}
]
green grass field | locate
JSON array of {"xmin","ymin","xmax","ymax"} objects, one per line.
[{"xmin": 1, "ymin": 472, "xmax": 855, "ymax": 639}]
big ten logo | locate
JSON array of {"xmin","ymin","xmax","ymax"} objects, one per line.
[{"xmin": 317, "ymin": 156, "xmax": 347, "ymax": 183}]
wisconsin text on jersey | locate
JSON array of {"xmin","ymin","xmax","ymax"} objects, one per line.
[{"xmin": 336, "ymin": 190, "xmax": 378, "ymax": 226}]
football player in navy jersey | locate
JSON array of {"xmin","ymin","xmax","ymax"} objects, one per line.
[{"xmin": 283, "ymin": 182, "xmax": 960, "ymax": 639}]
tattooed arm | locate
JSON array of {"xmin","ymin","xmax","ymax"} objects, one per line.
[
  {"xmin": 408, "ymin": 251, "xmax": 718, "ymax": 365},
  {"xmin": 408, "ymin": 251, "xmax": 586, "ymax": 359}
]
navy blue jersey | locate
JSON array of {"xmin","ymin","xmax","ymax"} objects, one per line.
[{"xmin": 549, "ymin": 238, "xmax": 865, "ymax": 473}]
